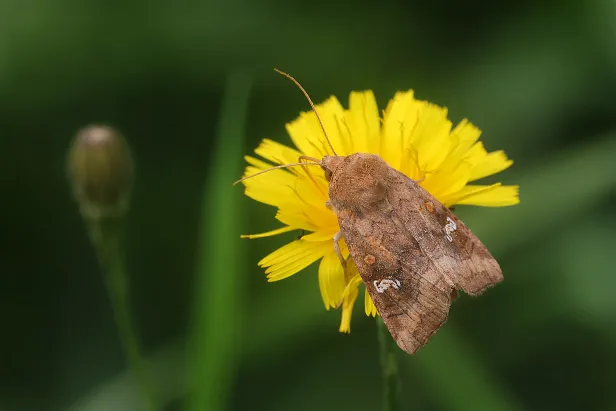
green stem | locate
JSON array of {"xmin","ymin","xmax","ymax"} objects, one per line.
[
  {"xmin": 87, "ymin": 217, "xmax": 159, "ymax": 411},
  {"xmin": 377, "ymin": 317, "xmax": 400, "ymax": 411}
]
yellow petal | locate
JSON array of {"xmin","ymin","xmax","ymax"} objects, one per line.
[
  {"xmin": 244, "ymin": 155, "xmax": 295, "ymax": 182},
  {"xmin": 286, "ymin": 97, "xmax": 350, "ymax": 158},
  {"xmin": 318, "ymin": 252, "xmax": 346, "ymax": 309},
  {"xmin": 246, "ymin": 152, "xmax": 328, "ymax": 201},
  {"xmin": 260, "ymin": 240, "xmax": 331, "ymax": 282},
  {"xmin": 284, "ymin": 169, "xmax": 330, "ymax": 207},
  {"xmin": 410, "ymin": 101, "xmax": 453, "ymax": 172},
  {"xmin": 241, "ymin": 225, "xmax": 296, "ymax": 239},
  {"xmin": 380, "ymin": 90, "xmax": 417, "ymax": 168},
  {"xmin": 301, "ymin": 227, "xmax": 339, "ymax": 242},
  {"xmin": 439, "ymin": 183, "xmax": 502, "ymax": 207},
  {"xmin": 254, "ymin": 139, "xmax": 303, "ymax": 166},
  {"xmin": 398, "ymin": 145, "xmax": 422, "ymax": 180},
  {"xmin": 275, "ymin": 207, "xmax": 330, "ymax": 233},
  {"xmin": 451, "ymin": 119, "xmax": 482, "ymax": 148},
  {"xmin": 422, "ymin": 161, "xmax": 471, "ymax": 201},
  {"xmin": 244, "ymin": 155, "xmax": 273, "ymax": 171},
  {"xmin": 339, "ymin": 272, "xmax": 362, "ymax": 333},
  {"xmin": 242, "ymin": 158, "xmax": 299, "ymax": 208},
  {"xmin": 464, "ymin": 141, "xmax": 488, "ymax": 165},
  {"xmin": 347, "ymin": 91, "xmax": 381, "ymax": 154},
  {"xmin": 455, "ymin": 184, "xmax": 520, "ymax": 207},
  {"xmin": 364, "ymin": 287, "xmax": 378, "ymax": 317},
  {"xmin": 243, "ymin": 182, "xmax": 295, "ymax": 209},
  {"xmin": 469, "ymin": 150, "xmax": 514, "ymax": 181}
]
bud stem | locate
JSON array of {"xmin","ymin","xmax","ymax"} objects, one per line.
[
  {"xmin": 377, "ymin": 316, "xmax": 401, "ymax": 411},
  {"xmin": 86, "ymin": 216, "xmax": 159, "ymax": 411}
]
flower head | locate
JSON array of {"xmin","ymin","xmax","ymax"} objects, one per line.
[{"xmin": 241, "ymin": 88, "xmax": 519, "ymax": 332}]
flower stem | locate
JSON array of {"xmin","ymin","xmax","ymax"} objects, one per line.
[
  {"xmin": 377, "ymin": 317, "xmax": 400, "ymax": 411},
  {"xmin": 87, "ymin": 217, "xmax": 159, "ymax": 411}
]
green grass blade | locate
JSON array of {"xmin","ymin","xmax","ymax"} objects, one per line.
[{"xmin": 186, "ymin": 70, "xmax": 252, "ymax": 411}]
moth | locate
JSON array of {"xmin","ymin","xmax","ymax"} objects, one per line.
[{"xmin": 237, "ymin": 69, "xmax": 503, "ymax": 354}]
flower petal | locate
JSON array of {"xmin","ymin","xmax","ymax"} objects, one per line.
[
  {"xmin": 286, "ymin": 97, "xmax": 351, "ymax": 157},
  {"xmin": 469, "ymin": 150, "xmax": 514, "ymax": 181},
  {"xmin": 243, "ymin": 157, "xmax": 299, "ymax": 208},
  {"xmin": 302, "ymin": 227, "xmax": 340, "ymax": 242},
  {"xmin": 439, "ymin": 183, "xmax": 501, "ymax": 207},
  {"xmin": 381, "ymin": 90, "xmax": 416, "ymax": 169},
  {"xmin": 275, "ymin": 207, "xmax": 335, "ymax": 233},
  {"xmin": 409, "ymin": 101, "xmax": 453, "ymax": 173},
  {"xmin": 253, "ymin": 139, "xmax": 303, "ymax": 165},
  {"xmin": 364, "ymin": 288, "xmax": 378, "ymax": 317},
  {"xmin": 347, "ymin": 91, "xmax": 381, "ymax": 154},
  {"xmin": 241, "ymin": 225, "xmax": 296, "ymax": 239},
  {"xmin": 339, "ymin": 270, "xmax": 363, "ymax": 333},
  {"xmin": 260, "ymin": 240, "xmax": 332, "ymax": 282},
  {"xmin": 455, "ymin": 184, "xmax": 520, "ymax": 207},
  {"xmin": 422, "ymin": 160, "xmax": 471, "ymax": 201},
  {"xmin": 464, "ymin": 141, "xmax": 488, "ymax": 165},
  {"xmin": 318, "ymin": 252, "xmax": 346, "ymax": 309},
  {"xmin": 451, "ymin": 119, "xmax": 482, "ymax": 148}
]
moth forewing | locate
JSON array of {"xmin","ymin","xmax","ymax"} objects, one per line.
[
  {"xmin": 385, "ymin": 167, "xmax": 504, "ymax": 296},
  {"xmin": 325, "ymin": 153, "xmax": 503, "ymax": 354}
]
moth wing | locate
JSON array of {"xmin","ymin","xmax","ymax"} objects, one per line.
[
  {"xmin": 387, "ymin": 169, "xmax": 503, "ymax": 296},
  {"xmin": 366, "ymin": 265, "xmax": 451, "ymax": 355},
  {"xmin": 434, "ymin": 207, "xmax": 503, "ymax": 295},
  {"xmin": 336, "ymin": 206, "xmax": 453, "ymax": 355}
]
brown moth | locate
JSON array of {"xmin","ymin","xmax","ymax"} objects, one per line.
[
  {"xmin": 322, "ymin": 153, "xmax": 502, "ymax": 354},
  {"xmin": 238, "ymin": 69, "xmax": 503, "ymax": 355}
]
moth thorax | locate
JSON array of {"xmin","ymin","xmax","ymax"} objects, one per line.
[{"xmin": 329, "ymin": 153, "xmax": 389, "ymax": 209}]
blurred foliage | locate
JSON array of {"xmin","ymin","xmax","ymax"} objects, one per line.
[{"xmin": 1, "ymin": 0, "xmax": 616, "ymax": 410}]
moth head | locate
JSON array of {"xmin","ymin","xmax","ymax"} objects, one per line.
[
  {"xmin": 321, "ymin": 155, "xmax": 345, "ymax": 182},
  {"xmin": 327, "ymin": 153, "xmax": 389, "ymax": 208}
]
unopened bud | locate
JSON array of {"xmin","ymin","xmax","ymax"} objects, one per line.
[{"xmin": 68, "ymin": 125, "xmax": 133, "ymax": 220}]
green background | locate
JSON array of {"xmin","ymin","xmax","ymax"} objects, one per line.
[{"xmin": 2, "ymin": 0, "xmax": 616, "ymax": 410}]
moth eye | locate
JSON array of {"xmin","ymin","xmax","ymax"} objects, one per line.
[{"xmin": 323, "ymin": 168, "xmax": 333, "ymax": 182}]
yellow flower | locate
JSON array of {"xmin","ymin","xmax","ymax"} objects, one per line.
[{"xmin": 241, "ymin": 89, "xmax": 519, "ymax": 333}]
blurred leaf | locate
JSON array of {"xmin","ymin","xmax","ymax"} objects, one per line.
[{"xmin": 185, "ymin": 70, "xmax": 252, "ymax": 411}]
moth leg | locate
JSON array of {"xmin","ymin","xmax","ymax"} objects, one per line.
[{"xmin": 333, "ymin": 231, "xmax": 347, "ymax": 276}]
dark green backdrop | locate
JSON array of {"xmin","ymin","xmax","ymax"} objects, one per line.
[{"xmin": 2, "ymin": 1, "xmax": 616, "ymax": 410}]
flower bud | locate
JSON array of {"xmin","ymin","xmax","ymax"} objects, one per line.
[{"xmin": 68, "ymin": 125, "xmax": 133, "ymax": 220}]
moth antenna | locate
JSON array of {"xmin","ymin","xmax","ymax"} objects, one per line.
[
  {"xmin": 299, "ymin": 155, "xmax": 321, "ymax": 163},
  {"xmin": 233, "ymin": 161, "xmax": 321, "ymax": 185},
  {"xmin": 274, "ymin": 68, "xmax": 338, "ymax": 156}
]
